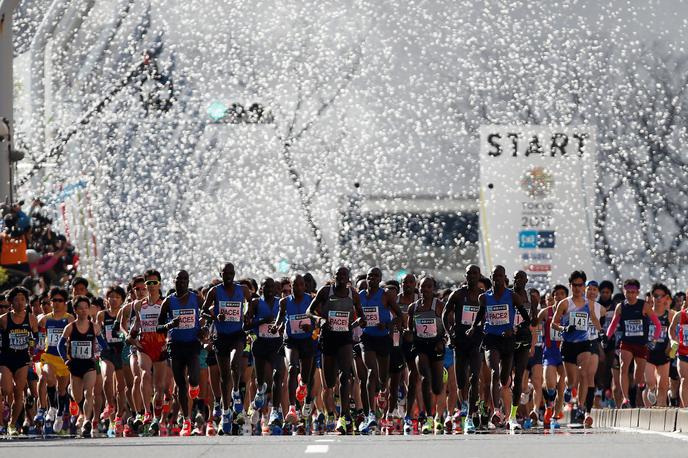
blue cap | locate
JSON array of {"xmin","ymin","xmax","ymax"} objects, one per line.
[{"xmin": 585, "ymin": 280, "xmax": 599, "ymax": 288}]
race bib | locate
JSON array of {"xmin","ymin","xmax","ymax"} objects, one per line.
[
  {"xmin": 486, "ymin": 304, "xmax": 509, "ymax": 326},
  {"xmin": 392, "ymin": 330, "xmax": 400, "ymax": 347},
  {"xmin": 104, "ymin": 324, "xmax": 122, "ymax": 343},
  {"xmin": 289, "ymin": 314, "xmax": 310, "ymax": 335},
  {"xmin": 363, "ymin": 307, "xmax": 380, "ymax": 326},
  {"xmin": 536, "ymin": 327, "xmax": 544, "ymax": 346},
  {"xmin": 140, "ymin": 312, "xmax": 159, "ymax": 333},
  {"xmin": 9, "ymin": 330, "xmax": 29, "ymax": 350},
  {"xmin": 588, "ymin": 319, "xmax": 599, "ymax": 339},
  {"xmin": 219, "ymin": 301, "xmax": 242, "ymax": 322},
  {"xmin": 461, "ymin": 305, "xmax": 479, "ymax": 326},
  {"xmin": 682, "ymin": 326, "xmax": 688, "ymax": 343},
  {"xmin": 71, "ymin": 341, "xmax": 92, "ymax": 359},
  {"xmin": 550, "ymin": 327, "xmax": 563, "ymax": 342},
  {"xmin": 258, "ymin": 323, "xmax": 278, "ymax": 338},
  {"xmin": 47, "ymin": 328, "xmax": 62, "ymax": 347},
  {"xmin": 625, "ymin": 319, "xmax": 643, "ymax": 337},
  {"xmin": 328, "ymin": 311, "xmax": 350, "ymax": 332},
  {"xmin": 174, "ymin": 309, "xmax": 196, "ymax": 329},
  {"xmin": 415, "ymin": 318, "xmax": 438, "ymax": 338},
  {"xmin": 571, "ymin": 311, "xmax": 589, "ymax": 330}
]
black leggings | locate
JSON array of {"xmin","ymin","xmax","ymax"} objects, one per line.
[
  {"xmin": 454, "ymin": 341, "xmax": 482, "ymax": 415},
  {"xmin": 323, "ymin": 343, "xmax": 354, "ymax": 416},
  {"xmin": 170, "ymin": 341, "xmax": 200, "ymax": 418}
]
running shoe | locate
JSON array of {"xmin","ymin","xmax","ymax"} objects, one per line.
[
  {"xmin": 377, "ymin": 390, "xmax": 388, "ymax": 413},
  {"xmin": 285, "ymin": 405, "xmax": 299, "ymax": 424},
  {"xmin": 143, "ymin": 412, "xmax": 153, "ymax": 424},
  {"xmin": 101, "ymin": 404, "xmax": 114, "ymax": 421},
  {"xmin": 647, "ymin": 389, "xmax": 657, "ymax": 406},
  {"xmin": 114, "ymin": 416, "xmax": 124, "ymax": 437},
  {"xmin": 421, "ymin": 416, "xmax": 434, "ymax": 435},
  {"xmin": 53, "ymin": 414, "xmax": 64, "ymax": 434},
  {"xmin": 295, "ymin": 383, "xmax": 308, "ymax": 404},
  {"xmin": 326, "ymin": 414, "xmax": 336, "ymax": 433},
  {"xmin": 34, "ymin": 408, "xmax": 46, "ymax": 425},
  {"xmin": 232, "ymin": 390, "xmax": 244, "ymax": 414},
  {"xmin": 403, "ymin": 416, "xmax": 413, "ymax": 435},
  {"xmin": 509, "ymin": 419, "xmax": 522, "ymax": 432},
  {"xmin": 206, "ymin": 420, "xmax": 217, "ymax": 436},
  {"xmin": 180, "ymin": 419, "xmax": 192, "ymax": 437},
  {"xmin": 81, "ymin": 420, "xmax": 92, "ymax": 438},
  {"xmin": 434, "ymin": 415, "xmax": 444, "ymax": 434},
  {"xmin": 213, "ymin": 402, "xmax": 223, "ymax": 420},
  {"xmin": 222, "ymin": 410, "xmax": 233, "ymax": 434},
  {"xmin": 302, "ymin": 402, "xmax": 313, "ymax": 420},
  {"xmin": 8, "ymin": 424, "xmax": 18, "ymax": 436},
  {"xmin": 253, "ymin": 390, "xmax": 266, "ymax": 410},
  {"xmin": 464, "ymin": 417, "xmax": 476, "ymax": 434},
  {"xmin": 367, "ymin": 411, "xmax": 378, "ymax": 429},
  {"xmin": 268, "ymin": 409, "xmax": 281, "ymax": 426},
  {"xmin": 159, "ymin": 422, "xmax": 168, "ymax": 437},
  {"xmin": 584, "ymin": 413, "xmax": 593, "ymax": 428},
  {"xmin": 564, "ymin": 387, "xmax": 572, "ymax": 403},
  {"xmin": 336, "ymin": 417, "xmax": 347, "ymax": 435},
  {"xmin": 69, "ymin": 400, "xmax": 79, "ymax": 417}
]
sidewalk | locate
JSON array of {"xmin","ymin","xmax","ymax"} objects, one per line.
[{"xmin": 590, "ymin": 407, "xmax": 688, "ymax": 433}]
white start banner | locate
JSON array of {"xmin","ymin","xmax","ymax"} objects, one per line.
[{"xmin": 478, "ymin": 126, "xmax": 597, "ymax": 290}]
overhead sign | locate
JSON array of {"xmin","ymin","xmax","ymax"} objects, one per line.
[{"xmin": 479, "ymin": 126, "xmax": 596, "ymax": 290}]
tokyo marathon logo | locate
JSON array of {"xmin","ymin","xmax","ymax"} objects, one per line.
[{"xmin": 520, "ymin": 167, "xmax": 554, "ymax": 199}]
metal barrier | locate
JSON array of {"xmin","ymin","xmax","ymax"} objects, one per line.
[{"xmin": 590, "ymin": 408, "xmax": 687, "ymax": 433}]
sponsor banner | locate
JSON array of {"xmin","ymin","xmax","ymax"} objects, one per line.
[{"xmin": 479, "ymin": 126, "xmax": 596, "ymax": 290}]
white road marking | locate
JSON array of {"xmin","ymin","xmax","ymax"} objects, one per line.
[
  {"xmin": 305, "ymin": 444, "xmax": 330, "ymax": 453},
  {"xmin": 315, "ymin": 439, "xmax": 335, "ymax": 442},
  {"xmin": 613, "ymin": 426, "xmax": 688, "ymax": 442}
]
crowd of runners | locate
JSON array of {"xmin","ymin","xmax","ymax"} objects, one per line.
[{"xmin": 0, "ymin": 263, "xmax": 687, "ymax": 438}]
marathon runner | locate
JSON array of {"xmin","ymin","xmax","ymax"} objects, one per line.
[
  {"xmin": 442, "ymin": 265, "xmax": 484, "ymax": 433},
  {"xmin": 202, "ymin": 263, "xmax": 254, "ymax": 433},
  {"xmin": 307, "ymin": 266, "xmax": 367, "ymax": 435},
  {"xmin": 157, "ymin": 270, "xmax": 208, "ymax": 436},
  {"xmin": 409, "ymin": 276, "xmax": 445, "ymax": 434},
  {"xmin": 37, "ymin": 287, "xmax": 74, "ymax": 434},
  {"xmin": 669, "ymin": 290, "xmax": 688, "ymax": 407},
  {"xmin": 468, "ymin": 265, "xmax": 530, "ymax": 430},
  {"xmin": 0, "ymin": 286, "xmax": 38, "ymax": 435},
  {"xmin": 644, "ymin": 283, "xmax": 674, "ymax": 407},
  {"xmin": 605, "ymin": 279, "xmax": 661, "ymax": 408},
  {"xmin": 358, "ymin": 267, "xmax": 402, "ymax": 432}
]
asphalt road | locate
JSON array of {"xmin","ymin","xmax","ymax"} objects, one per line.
[{"xmin": 1, "ymin": 428, "xmax": 686, "ymax": 458}]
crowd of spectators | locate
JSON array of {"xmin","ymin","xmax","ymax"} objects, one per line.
[{"xmin": 0, "ymin": 198, "xmax": 79, "ymax": 293}]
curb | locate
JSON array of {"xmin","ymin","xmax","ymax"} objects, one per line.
[{"xmin": 591, "ymin": 408, "xmax": 688, "ymax": 433}]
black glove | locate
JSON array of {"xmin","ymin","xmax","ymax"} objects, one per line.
[{"xmin": 599, "ymin": 334, "xmax": 608, "ymax": 349}]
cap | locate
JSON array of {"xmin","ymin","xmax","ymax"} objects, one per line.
[{"xmin": 585, "ymin": 280, "xmax": 599, "ymax": 288}]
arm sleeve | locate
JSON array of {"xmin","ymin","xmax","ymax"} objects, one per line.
[
  {"xmin": 96, "ymin": 334, "xmax": 109, "ymax": 351},
  {"xmin": 606, "ymin": 313, "xmax": 621, "ymax": 339},
  {"xmin": 57, "ymin": 336, "xmax": 68, "ymax": 361},
  {"xmin": 650, "ymin": 314, "xmax": 662, "ymax": 340}
]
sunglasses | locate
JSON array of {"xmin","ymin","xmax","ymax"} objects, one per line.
[
  {"xmin": 145, "ymin": 280, "xmax": 160, "ymax": 286},
  {"xmin": 653, "ymin": 294, "xmax": 666, "ymax": 300}
]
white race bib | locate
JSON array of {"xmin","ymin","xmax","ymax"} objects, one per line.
[
  {"xmin": 9, "ymin": 330, "xmax": 29, "ymax": 350},
  {"xmin": 328, "ymin": 311, "xmax": 350, "ymax": 332},
  {"xmin": 624, "ymin": 319, "xmax": 643, "ymax": 337},
  {"xmin": 47, "ymin": 328, "xmax": 62, "ymax": 347},
  {"xmin": 363, "ymin": 307, "xmax": 380, "ymax": 326},
  {"xmin": 486, "ymin": 304, "xmax": 509, "ymax": 326},
  {"xmin": 571, "ymin": 311, "xmax": 589, "ymax": 330},
  {"xmin": 219, "ymin": 301, "xmax": 242, "ymax": 322},
  {"xmin": 71, "ymin": 341, "xmax": 92, "ymax": 359},
  {"xmin": 258, "ymin": 323, "xmax": 278, "ymax": 338},
  {"xmin": 415, "ymin": 318, "xmax": 438, "ymax": 338},
  {"xmin": 550, "ymin": 327, "xmax": 563, "ymax": 342},
  {"xmin": 174, "ymin": 309, "xmax": 196, "ymax": 329},
  {"xmin": 140, "ymin": 312, "xmax": 159, "ymax": 333},
  {"xmin": 461, "ymin": 305, "xmax": 479, "ymax": 326},
  {"xmin": 289, "ymin": 314, "xmax": 310, "ymax": 335}
]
